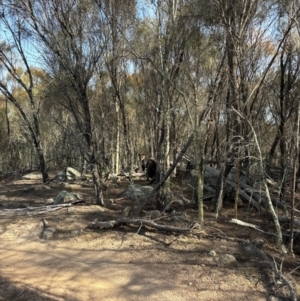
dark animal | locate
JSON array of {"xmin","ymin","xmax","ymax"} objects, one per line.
[{"xmin": 138, "ymin": 153, "xmax": 159, "ymax": 184}]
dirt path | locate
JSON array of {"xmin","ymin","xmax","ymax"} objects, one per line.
[
  {"xmin": 0, "ymin": 226, "xmax": 266, "ymax": 301},
  {"xmin": 0, "ymin": 176, "xmax": 298, "ymax": 300}
]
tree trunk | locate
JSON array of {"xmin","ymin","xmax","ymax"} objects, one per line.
[
  {"xmin": 234, "ymin": 158, "xmax": 241, "ymax": 219},
  {"xmin": 89, "ymin": 151, "xmax": 104, "ymax": 206},
  {"xmin": 213, "ymin": 164, "xmax": 225, "ymax": 218},
  {"xmin": 38, "ymin": 149, "xmax": 49, "ymax": 183},
  {"xmin": 196, "ymin": 145, "xmax": 204, "ymax": 223},
  {"xmin": 289, "ymin": 96, "xmax": 300, "ymax": 253},
  {"xmin": 232, "ymin": 107, "xmax": 287, "ymax": 254},
  {"xmin": 115, "ymin": 101, "xmax": 120, "ymax": 175}
]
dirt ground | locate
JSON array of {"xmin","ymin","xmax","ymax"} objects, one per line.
[{"xmin": 0, "ymin": 172, "xmax": 300, "ymax": 301}]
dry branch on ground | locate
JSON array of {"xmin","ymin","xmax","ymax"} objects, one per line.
[
  {"xmin": 89, "ymin": 217, "xmax": 191, "ymax": 233},
  {"xmin": 0, "ymin": 201, "xmax": 84, "ymax": 216}
]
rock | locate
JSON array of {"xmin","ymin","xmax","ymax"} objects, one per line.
[
  {"xmin": 171, "ymin": 213, "xmax": 188, "ymax": 223},
  {"xmin": 172, "ymin": 193, "xmax": 190, "ymax": 206},
  {"xmin": 178, "ymin": 235, "xmax": 188, "ymax": 243},
  {"xmin": 144, "ymin": 210, "xmax": 161, "ymax": 219},
  {"xmin": 227, "ymin": 167, "xmax": 248, "ymax": 184},
  {"xmin": 123, "ymin": 206, "xmax": 132, "ymax": 216},
  {"xmin": 108, "ymin": 174, "xmax": 120, "ymax": 182},
  {"xmin": 66, "ymin": 167, "xmax": 81, "ymax": 178},
  {"xmin": 124, "ymin": 184, "xmax": 153, "ymax": 199},
  {"xmin": 36, "ymin": 185, "xmax": 51, "ymax": 190},
  {"xmin": 219, "ymin": 254, "xmax": 238, "ymax": 266},
  {"xmin": 70, "ymin": 229, "xmax": 82, "ymax": 237},
  {"xmin": 42, "ymin": 227, "xmax": 55, "ymax": 240},
  {"xmin": 106, "ymin": 199, "xmax": 115, "ymax": 205},
  {"xmin": 55, "ymin": 167, "xmax": 81, "ymax": 181},
  {"xmin": 122, "ymin": 165, "xmax": 139, "ymax": 173},
  {"xmin": 268, "ymin": 296, "xmax": 281, "ymax": 301},
  {"xmin": 55, "ymin": 171, "xmax": 66, "ymax": 180},
  {"xmin": 208, "ymin": 250, "xmax": 217, "ymax": 257},
  {"xmin": 22, "ymin": 172, "xmax": 43, "ymax": 180},
  {"xmin": 45, "ymin": 198, "xmax": 54, "ymax": 205},
  {"xmin": 204, "ymin": 165, "xmax": 248, "ymax": 188},
  {"xmin": 22, "ymin": 186, "xmax": 35, "ymax": 192},
  {"xmin": 252, "ymin": 238, "xmax": 265, "ymax": 248},
  {"xmin": 54, "ymin": 190, "xmax": 82, "ymax": 205}
]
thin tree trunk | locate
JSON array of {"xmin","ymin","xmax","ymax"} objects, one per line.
[
  {"xmin": 89, "ymin": 150, "xmax": 104, "ymax": 206},
  {"xmin": 289, "ymin": 98, "xmax": 300, "ymax": 253},
  {"xmin": 213, "ymin": 142, "xmax": 234, "ymax": 217},
  {"xmin": 115, "ymin": 101, "xmax": 120, "ymax": 175},
  {"xmin": 195, "ymin": 109, "xmax": 211, "ymax": 223},
  {"xmin": 234, "ymin": 158, "xmax": 241, "ymax": 219},
  {"xmin": 213, "ymin": 164, "xmax": 226, "ymax": 218},
  {"xmin": 38, "ymin": 149, "xmax": 49, "ymax": 183},
  {"xmin": 233, "ymin": 107, "xmax": 287, "ymax": 254},
  {"xmin": 196, "ymin": 141, "xmax": 204, "ymax": 223},
  {"xmin": 5, "ymin": 98, "xmax": 10, "ymax": 136}
]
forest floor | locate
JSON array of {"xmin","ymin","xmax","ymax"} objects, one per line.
[{"xmin": 0, "ymin": 171, "xmax": 299, "ymax": 301}]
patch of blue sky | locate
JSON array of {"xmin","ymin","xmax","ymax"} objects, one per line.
[
  {"xmin": 0, "ymin": 23, "xmax": 43, "ymax": 69},
  {"xmin": 136, "ymin": 0, "xmax": 155, "ymax": 20}
]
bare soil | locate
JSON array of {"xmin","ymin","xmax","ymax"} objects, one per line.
[{"xmin": 0, "ymin": 172, "xmax": 300, "ymax": 301}]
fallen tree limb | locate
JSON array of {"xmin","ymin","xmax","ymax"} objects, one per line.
[
  {"xmin": 204, "ymin": 184, "xmax": 216, "ymax": 194},
  {"xmin": 207, "ymin": 165, "xmax": 289, "ymax": 212},
  {"xmin": 206, "ymin": 165, "xmax": 266, "ymax": 211},
  {"xmin": 89, "ymin": 217, "xmax": 191, "ymax": 233},
  {"xmin": 172, "ymin": 192, "xmax": 191, "ymax": 205},
  {"xmin": 229, "ymin": 218, "xmax": 274, "ymax": 236},
  {"xmin": 0, "ymin": 201, "xmax": 82, "ymax": 216}
]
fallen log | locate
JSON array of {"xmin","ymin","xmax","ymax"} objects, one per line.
[
  {"xmin": 206, "ymin": 165, "xmax": 282, "ymax": 211},
  {"xmin": 206, "ymin": 165, "xmax": 263, "ymax": 210},
  {"xmin": 229, "ymin": 218, "xmax": 274, "ymax": 236},
  {"xmin": 235, "ymin": 175, "xmax": 287, "ymax": 211},
  {"xmin": 0, "ymin": 201, "xmax": 83, "ymax": 216},
  {"xmin": 89, "ymin": 217, "xmax": 191, "ymax": 233},
  {"xmin": 204, "ymin": 184, "xmax": 216, "ymax": 194}
]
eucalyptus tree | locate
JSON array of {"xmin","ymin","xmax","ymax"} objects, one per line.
[
  {"xmin": 270, "ymin": 0, "xmax": 300, "ymax": 253},
  {"xmin": 130, "ymin": 0, "xmax": 195, "ymax": 209},
  {"xmin": 129, "ymin": 17, "xmax": 164, "ymax": 158},
  {"xmin": 16, "ymin": 0, "xmax": 106, "ymax": 205},
  {"xmin": 266, "ymin": 37, "xmax": 300, "ymax": 206},
  {"xmin": 264, "ymin": 1, "xmax": 300, "ymax": 202},
  {"xmin": 153, "ymin": 0, "xmax": 187, "ymax": 181},
  {"xmin": 193, "ymin": 0, "xmax": 300, "ymax": 253},
  {"xmin": 93, "ymin": 0, "xmax": 136, "ymax": 174},
  {"xmin": 210, "ymin": 0, "xmax": 264, "ymax": 215},
  {"xmin": 193, "ymin": 0, "xmax": 283, "ymax": 214},
  {"xmin": 0, "ymin": 97, "xmax": 8, "ymax": 171},
  {"xmin": 0, "ymin": 6, "xmax": 49, "ymax": 182}
]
